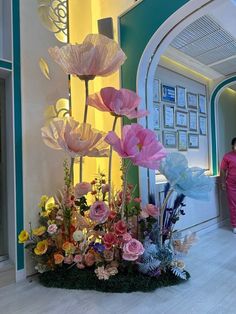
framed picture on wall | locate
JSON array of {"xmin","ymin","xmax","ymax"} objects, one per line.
[
  {"xmin": 178, "ymin": 130, "xmax": 187, "ymax": 151},
  {"xmin": 163, "ymin": 131, "xmax": 177, "ymax": 148},
  {"xmin": 176, "ymin": 86, "xmax": 186, "ymax": 108},
  {"xmin": 199, "ymin": 115, "xmax": 207, "ymax": 135},
  {"xmin": 162, "ymin": 84, "xmax": 176, "ymax": 103},
  {"xmin": 176, "ymin": 110, "xmax": 188, "ymax": 128},
  {"xmin": 188, "ymin": 133, "xmax": 199, "ymax": 149},
  {"xmin": 163, "ymin": 104, "xmax": 175, "ymax": 128},
  {"xmin": 199, "ymin": 94, "xmax": 207, "ymax": 114},
  {"xmin": 189, "ymin": 110, "xmax": 198, "ymax": 132},
  {"xmin": 153, "ymin": 79, "xmax": 161, "ymax": 102},
  {"xmin": 153, "ymin": 104, "xmax": 160, "ymax": 130},
  {"xmin": 187, "ymin": 92, "xmax": 198, "ymax": 109}
]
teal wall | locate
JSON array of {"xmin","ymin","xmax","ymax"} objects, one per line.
[
  {"xmin": 119, "ymin": 0, "xmax": 190, "ymax": 190},
  {"xmin": 12, "ymin": 0, "xmax": 24, "ymax": 271}
]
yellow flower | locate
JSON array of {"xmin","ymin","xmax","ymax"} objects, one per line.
[
  {"xmin": 45, "ymin": 197, "xmax": 55, "ymax": 211},
  {"xmin": 38, "ymin": 195, "xmax": 48, "ymax": 208},
  {"xmin": 34, "ymin": 240, "xmax": 48, "ymax": 255},
  {"xmin": 32, "ymin": 226, "xmax": 46, "ymax": 236},
  {"xmin": 18, "ymin": 230, "xmax": 29, "ymax": 243},
  {"xmin": 62, "ymin": 241, "xmax": 76, "ymax": 255}
]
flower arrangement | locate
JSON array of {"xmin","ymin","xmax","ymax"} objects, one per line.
[{"xmin": 19, "ymin": 34, "xmax": 212, "ymax": 291}]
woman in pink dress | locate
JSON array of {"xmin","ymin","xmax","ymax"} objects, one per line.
[{"xmin": 220, "ymin": 137, "xmax": 236, "ymax": 233}]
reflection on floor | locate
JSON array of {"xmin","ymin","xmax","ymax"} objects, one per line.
[{"xmin": 0, "ymin": 226, "xmax": 236, "ymax": 314}]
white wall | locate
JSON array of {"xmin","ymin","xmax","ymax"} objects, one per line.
[
  {"xmin": 154, "ymin": 63, "xmax": 224, "ymax": 232},
  {"xmin": 20, "ymin": 0, "xmax": 68, "ymax": 275},
  {"xmin": 155, "ymin": 65, "xmax": 209, "ymax": 170}
]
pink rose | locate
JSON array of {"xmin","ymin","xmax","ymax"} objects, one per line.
[
  {"xmin": 134, "ymin": 197, "xmax": 142, "ymax": 203},
  {"xmin": 64, "ymin": 255, "xmax": 74, "ymax": 264},
  {"xmin": 47, "ymin": 224, "xmax": 58, "ymax": 235},
  {"xmin": 73, "ymin": 254, "xmax": 83, "ymax": 263},
  {"xmin": 141, "ymin": 204, "xmax": 160, "ymax": 218},
  {"xmin": 89, "ymin": 201, "xmax": 110, "ymax": 223},
  {"xmin": 103, "ymin": 232, "xmax": 117, "ymax": 250},
  {"xmin": 102, "ymin": 184, "xmax": 110, "ymax": 194},
  {"xmin": 76, "ymin": 262, "xmax": 85, "ymax": 269},
  {"xmin": 75, "ymin": 182, "xmax": 92, "ymax": 198},
  {"xmin": 114, "ymin": 220, "xmax": 127, "ymax": 235},
  {"xmin": 122, "ymin": 239, "xmax": 145, "ymax": 261},
  {"xmin": 122, "ymin": 233, "xmax": 132, "ymax": 242},
  {"xmin": 84, "ymin": 252, "xmax": 95, "ymax": 267}
]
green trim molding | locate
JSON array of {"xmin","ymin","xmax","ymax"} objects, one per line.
[
  {"xmin": 12, "ymin": 0, "xmax": 24, "ymax": 271},
  {"xmin": 119, "ymin": 0, "xmax": 190, "ymax": 191},
  {"xmin": 210, "ymin": 76, "xmax": 236, "ymax": 176},
  {"xmin": 0, "ymin": 59, "xmax": 12, "ymax": 70}
]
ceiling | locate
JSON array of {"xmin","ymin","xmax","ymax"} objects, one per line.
[{"xmin": 164, "ymin": 0, "xmax": 236, "ymax": 80}]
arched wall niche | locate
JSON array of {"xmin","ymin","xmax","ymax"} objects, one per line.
[{"xmin": 120, "ymin": 0, "xmax": 227, "ymax": 203}]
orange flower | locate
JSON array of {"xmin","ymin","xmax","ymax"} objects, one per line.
[
  {"xmin": 34, "ymin": 240, "xmax": 48, "ymax": 255},
  {"xmin": 62, "ymin": 241, "xmax": 76, "ymax": 254},
  {"xmin": 54, "ymin": 253, "xmax": 64, "ymax": 264}
]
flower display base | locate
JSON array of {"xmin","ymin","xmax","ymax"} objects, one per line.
[{"xmin": 39, "ymin": 266, "xmax": 190, "ymax": 293}]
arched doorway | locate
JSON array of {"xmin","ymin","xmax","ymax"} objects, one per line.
[
  {"xmin": 211, "ymin": 76, "xmax": 236, "ymax": 175},
  {"xmin": 136, "ymin": 0, "xmax": 232, "ymax": 203}
]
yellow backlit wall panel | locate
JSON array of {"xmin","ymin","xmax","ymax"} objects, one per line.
[{"xmin": 68, "ymin": 0, "xmax": 134, "ymax": 189}]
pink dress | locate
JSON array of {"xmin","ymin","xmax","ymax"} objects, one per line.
[{"xmin": 220, "ymin": 151, "xmax": 236, "ymax": 227}]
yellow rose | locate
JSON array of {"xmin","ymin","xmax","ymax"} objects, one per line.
[
  {"xmin": 32, "ymin": 226, "xmax": 46, "ymax": 236},
  {"xmin": 62, "ymin": 241, "xmax": 76, "ymax": 254},
  {"xmin": 34, "ymin": 240, "xmax": 48, "ymax": 255},
  {"xmin": 18, "ymin": 230, "xmax": 29, "ymax": 243}
]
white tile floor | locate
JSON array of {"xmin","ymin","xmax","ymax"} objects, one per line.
[{"xmin": 1, "ymin": 226, "xmax": 236, "ymax": 314}]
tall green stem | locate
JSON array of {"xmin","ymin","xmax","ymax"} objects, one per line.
[
  {"xmin": 80, "ymin": 79, "xmax": 89, "ymax": 183},
  {"xmin": 121, "ymin": 160, "xmax": 131, "ymax": 220},
  {"xmin": 70, "ymin": 158, "xmax": 74, "ymax": 186},
  {"xmin": 159, "ymin": 189, "xmax": 174, "ymax": 248},
  {"xmin": 108, "ymin": 116, "xmax": 118, "ymax": 205}
]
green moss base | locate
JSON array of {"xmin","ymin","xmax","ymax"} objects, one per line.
[{"xmin": 39, "ymin": 267, "xmax": 190, "ymax": 293}]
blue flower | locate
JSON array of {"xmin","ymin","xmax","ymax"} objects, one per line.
[
  {"xmin": 159, "ymin": 153, "xmax": 213, "ymax": 200},
  {"xmin": 90, "ymin": 242, "xmax": 105, "ymax": 253}
]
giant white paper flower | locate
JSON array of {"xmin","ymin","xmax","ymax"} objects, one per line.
[
  {"xmin": 48, "ymin": 34, "xmax": 127, "ymax": 78},
  {"xmin": 41, "ymin": 117, "xmax": 109, "ymax": 158}
]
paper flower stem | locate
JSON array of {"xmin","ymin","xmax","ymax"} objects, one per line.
[
  {"xmin": 80, "ymin": 79, "xmax": 90, "ymax": 183},
  {"xmin": 108, "ymin": 116, "xmax": 118, "ymax": 205},
  {"xmin": 159, "ymin": 189, "xmax": 174, "ymax": 248},
  {"xmin": 70, "ymin": 158, "xmax": 74, "ymax": 185},
  {"xmin": 121, "ymin": 160, "xmax": 131, "ymax": 220}
]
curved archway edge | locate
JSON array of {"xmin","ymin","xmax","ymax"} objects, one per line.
[{"xmin": 211, "ymin": 76, "xmax": 236, "ymax": 175}]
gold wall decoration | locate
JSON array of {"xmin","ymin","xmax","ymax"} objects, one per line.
[
  {"xmin": 44, "ymin": 98, "xmax": 70, "ymax": 121},
  {"xmin": 37, "ymin": 0, "xmax": 68, "ymax": 43},
  {"xmin": 39, "ymin": 57, "xmax": 51, "ymax": 80}
]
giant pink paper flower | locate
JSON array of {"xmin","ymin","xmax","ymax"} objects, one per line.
[
  {"xmin": 105, "ymin": 124, "xmax": 166, "ymax": 169},
  {"xmin": 87, "ymin": 87, "xmax": 148, "ymax": 119},
  {"xmin": 41, "ymin": 117, "xmax": 109, "ymax": 158},
  {"xmin": 48, "ymin": 34, "xmax": 126, "ymax": 78}
]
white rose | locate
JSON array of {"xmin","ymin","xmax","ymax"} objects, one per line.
[{"xmin": 73, "ymin": 230, "xmax": 84, "ymax": 242}]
